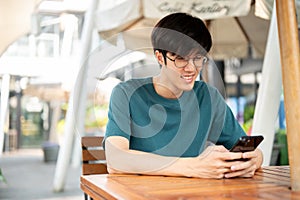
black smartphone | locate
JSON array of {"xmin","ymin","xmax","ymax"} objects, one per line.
[{"xmin": 230, "ymin": 135, "xmax": 264, "ymax": 152}]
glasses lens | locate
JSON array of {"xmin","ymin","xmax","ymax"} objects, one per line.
[
  {"xmin": 193, "ymin": 56, "xmax": 207, "ymax": 68},
  {"xmin": 174, "ymin": 57, "xmax": 188, "ymax": 68},
  {"xmin": 174, "ymin": 56, "xmax": 208, "ymax": 68}
]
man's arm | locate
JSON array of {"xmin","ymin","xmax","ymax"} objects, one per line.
[{"xmin": 105, "ymin": 136, "xmax": 248, "ymax": 179}]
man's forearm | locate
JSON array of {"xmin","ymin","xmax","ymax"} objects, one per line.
[{"xmin": 105, "ymin": 139, "xmax": 191, "ymax": 177}]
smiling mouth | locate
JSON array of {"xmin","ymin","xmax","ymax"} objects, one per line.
[{"xmin": 180, "ymin": 74, "xmax": 195, "ymax": 83}]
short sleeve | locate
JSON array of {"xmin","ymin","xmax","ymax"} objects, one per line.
[
  {"xmin": 204, "ymin": 84, "xmax": 246, "ymax": 149},
  {"xmin": 217, "ymin": 106, "xmax": 247, "ymax": 149},
  {"xmin": 104, "ymin": 84, "xmax": 131, "ymax": 143}
]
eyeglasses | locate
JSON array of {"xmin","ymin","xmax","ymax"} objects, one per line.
[{"xmin": 166, "ymin": 55, "xmax": 208, "ymax": 69}]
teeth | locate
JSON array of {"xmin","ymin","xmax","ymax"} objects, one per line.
[{"xmin": 182, "ymin": 75, "xmax": 193, "ymax": 79}]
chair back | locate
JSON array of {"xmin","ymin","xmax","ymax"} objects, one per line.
[{"xmin": 81, "ymin": 136, "xmax": 108, "ymax": 175}]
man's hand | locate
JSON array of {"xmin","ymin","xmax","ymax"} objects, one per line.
[
  {"xmin": 184, "ymin": 145, "xmax": 244, "ymax": 179},
  {"xmin": 223, "ymin": 148, "xmax": 263, "ymax": 178},
  {"xmin": 185, "ymin": 146, "xmax": 263, "ymax": 179}
]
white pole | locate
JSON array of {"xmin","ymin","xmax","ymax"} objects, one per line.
[
  {"xmin": 0, "ymin": 74, "xmax": 10, "ymax": 157},
  {"xmin": 251, "ymin": 2, "xmax": 282, "ymax": 166},
  {"xmin": 52, "ymin": 0, "xmax": 99, "ymax": 192},
  {"xmin": 49, "ymin": 101, "xmax": 61, "ymax": 143}
]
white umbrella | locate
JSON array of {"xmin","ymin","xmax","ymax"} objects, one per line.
[{"xmin": 95, "ymin": 0, "xmax": 269, "ymax": 59}]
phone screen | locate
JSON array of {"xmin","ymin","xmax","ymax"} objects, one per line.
[{"xmin": 230, "ymin": 135, "xmax": 264, "ymax": 152}]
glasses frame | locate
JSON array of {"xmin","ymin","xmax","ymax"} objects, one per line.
[{"xmin": 166, "ymin": 54, "xmax": 208, "ymax": 69}]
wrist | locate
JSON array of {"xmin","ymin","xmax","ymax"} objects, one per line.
[{"xmin": 166, "ymin": 157, "xmax": 195, "ymax": 177}]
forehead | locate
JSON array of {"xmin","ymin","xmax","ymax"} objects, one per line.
[
  {"xmin": 170, "ymin": 49, "xmax": 205, "ymax": 57},
  {"xmin": 172, "ymin": 48, "xmax": 206, "ymax": 57}
]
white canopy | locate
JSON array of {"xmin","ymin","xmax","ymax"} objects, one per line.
[
  {"xmin": 96, "ymin": 0, "xmax": 251, "ymax": 31},
  {"xmin": 95, "ymin": 0, "xmax": 269, "ymax": 59}
]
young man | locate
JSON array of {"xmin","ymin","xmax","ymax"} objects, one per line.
[{"xmin": 104, "ymin": 12, "xmax": 263, "ymax": 179}]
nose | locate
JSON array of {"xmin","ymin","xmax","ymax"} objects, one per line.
[{"xmin": 184, "ymin": 59, "xmax": 197, "ymax": 71}]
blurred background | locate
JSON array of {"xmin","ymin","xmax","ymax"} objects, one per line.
[{"xmin": 1, "ymin": 0, "xmax": 296, "ymax": 199}]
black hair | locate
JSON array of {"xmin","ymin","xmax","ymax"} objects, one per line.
[{"xmin": 151, "ymin": 12, "xmax": 212, "ymax": 63}]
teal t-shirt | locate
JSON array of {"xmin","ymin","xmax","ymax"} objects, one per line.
[{"xmin": 105, "ymin": 77, "xmax": 246, "ymax": 157}]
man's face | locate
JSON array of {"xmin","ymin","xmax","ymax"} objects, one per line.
[{"xmin": 160, "ymin": 51, "xmax": 205, "ymax": 92}]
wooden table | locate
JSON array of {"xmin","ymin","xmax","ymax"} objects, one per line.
[{"xmin": 81, "ymin": 166, "xmax": 300, "ymax": 200}]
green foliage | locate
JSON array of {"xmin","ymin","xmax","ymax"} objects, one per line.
[
  {"xmin": 242, "ymin": 104, "xmax": 255, "ymax": 134},
  {"xmin": 0, "ymin": 168, "xmax": 7, "ymax": 183},
  {"xmin": 276, "ymin": 129, "xmax": 289, "ymax": 165},
  {"xmin": 242, "ymin": 119, "xmax": 253, "ymax": 134},
  {"xmin": 244, "ymin": 104, "xmax": 255, "ymax": 123}
]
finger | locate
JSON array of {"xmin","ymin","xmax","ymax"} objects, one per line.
[
  {"xmin": 229, "ymin": 158, "xmax": 259, "ymax": 176},
  {"xmin": 222, "ymin": 152, "xmax": 243, "ymax": 161},
  {"xmin": 214, "ymin": 168, "xmax": 232, "ymax": 179},
  {"xmin": 224, "ymin": 165, "xmax": 256, "ymax": 178},
  {"xmin": 230, "ymin": 160, "xmax": 252, "ymax": 171},
  {"xmin": 242, "ymin": 151, "xmax": 256, "ymax": 159},
  {"xmin": 223, "ymin": 160, "xmax": 244, "ymax": 169},
  {"xmin": 238, "ymin": 171, "xmax": 256, "ymax": 178}
]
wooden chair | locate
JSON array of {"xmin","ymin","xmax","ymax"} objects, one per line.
[{"xmin": 81, "ymin": 136, "xmax": 108, "ymax": 200}]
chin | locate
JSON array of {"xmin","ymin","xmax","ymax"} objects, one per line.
[
  {"xmin": 178, "ymin": 75, "xmax": 196, "ymax": 91},
  {"xmin": 182, "ymin": 82, "xmax": 195, "ymax": 91}
]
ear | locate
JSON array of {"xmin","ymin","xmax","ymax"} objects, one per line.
[{"xmin": 155, "ymin": 50, "xmax": 165, "ymax": 66}]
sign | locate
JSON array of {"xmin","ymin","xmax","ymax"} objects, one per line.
[{"xmin": 143, "ymin": 0, "xmax": 252, "ymax": 19}]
